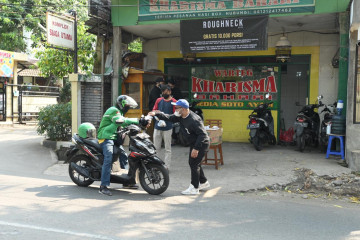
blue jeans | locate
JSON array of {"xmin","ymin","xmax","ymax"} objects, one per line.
[
  {"xmin": 100, "ymin": 139, "xmax": 128, "ymax": 187},
  {"xmin": 119, "ymin": 145, "xmax": 128, "ymax": 169}
]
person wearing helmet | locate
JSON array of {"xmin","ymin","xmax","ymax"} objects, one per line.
[{"xmin": 97, "ymin": 95, "xmax": 149, "ymax": 196}]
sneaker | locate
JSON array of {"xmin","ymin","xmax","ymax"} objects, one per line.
[
  {"xmin": 123, "ymin": 184, "xmax": 139, "ymax": 189},
  {"xmin": 199, "ymin": 181, "xmax": 210, "ymax": 191},
  {"xmin": 181, "ymin": 184, "xmax": 199, "ymax": 195},
  {"xmin": 99, "ymin": 186, "xmax": 112, "ymax": 196}
]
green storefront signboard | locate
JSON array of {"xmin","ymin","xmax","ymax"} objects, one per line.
[
  {"xmin": 139, "ymin": 0, "xmax": 315, "ymax": 21},
  {"xmin": 190, "ymin": 65, "xmax": 280, "ymax": 109}
]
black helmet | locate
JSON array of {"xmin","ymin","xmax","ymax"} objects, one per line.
[{"xmin": 116, "ymin": 95, "xmax": 138, "ymax": 114}]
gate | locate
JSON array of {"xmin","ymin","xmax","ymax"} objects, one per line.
[
  {"xmin": 0, "ymin": 82, "xmax": 5, "ymax": 121},
  {"xmin": 0, "ymin": 84, "xmax": 60, "ymax": 123},
  {"xmin": 17, "ymin": 84, "xmax": 60, "ymax": 123}
]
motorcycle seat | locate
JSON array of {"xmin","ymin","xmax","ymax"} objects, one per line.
[{"xmin": 82, "ymin": 138, "xmax": 103, "ymax": 153}]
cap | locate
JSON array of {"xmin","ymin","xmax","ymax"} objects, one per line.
[
  {"xmin": 171, "ymin": 99, "xmax": 189, "ymax": 109},
  {"xmin": 156, "ymin": 77, "xmax": 164, "ymax": 83},
  {"xmin": 161, "ymin": 84, "xmax": 171, "ymax": 92}
]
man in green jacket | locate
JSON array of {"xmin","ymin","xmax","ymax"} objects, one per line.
[{"xmin": 98, "ymin": 95, "xmax": 148, "ymax": 196}]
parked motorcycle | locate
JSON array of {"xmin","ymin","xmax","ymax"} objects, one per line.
[
  {"xmin": 189, "ymin": 94, "xmax": 204, "ymax": 120},
  {"xmin": 319, "ymin": 102, "xmax": 336, "ymax": 152},
  {"xmin": 294, "ymin": 95, "xmax": 323, "ymax": 152},
  {"xmin": 67, "ymin": 123, "xmax": 169, "ymax": 195},
  {"xmin": 247, "ymin": 94, "xmax": 276, "ymax": 151}
]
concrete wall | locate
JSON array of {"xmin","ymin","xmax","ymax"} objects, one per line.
[
  {"xmin": 143, "ymin": 32, "xmax": 340, "ymax": 104},
  {"xmin": 346, "ymin": 30, "xmax": 360, "ymax": 171},
  {"xmin": 22, "ymin": 96, "xmax": 58, "ymax": 112}
]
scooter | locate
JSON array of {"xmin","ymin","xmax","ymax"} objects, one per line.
[
  {"xmin": 294, "ymin": 95, "xmax": 323, "ymax": 152},
  {"xmin": 247, "ymin": 93, "xmax": 276, "ymax": 151},
  {"xmin": 67, "ymin": 123, "xmax": 170, "ymax": 195},
  {"xmin": 319, "ymin": 102, "xmax": 336, "ymax": 152}
]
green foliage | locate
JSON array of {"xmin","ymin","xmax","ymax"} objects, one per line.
[
  {"xmin": 36, "ymin": 102, "xmax": 71, "ymax": 141},
  {"xmin": 0, "ymin": 0, "xmax": 96, "ymax": 78},
  {"xmin": 128, "ymin": 38, "xmax": 142, "ymax": 53},
  {"xmin": 35, "ymin": 22, "xmax": 96, "ymax": 78},
  {"xmin": 59, "ymin": 80, "xmax": 71, "ymax": 103}
]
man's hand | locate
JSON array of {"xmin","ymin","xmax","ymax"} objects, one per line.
[
  {"xmin": 148, "ymin": 110, "xmax": 161, "ymax": 117},
  {"xmin": 191, "ymin": 149, "xmax": 199, "ymax": 158},
  {"xmin": 139, "ymin": 117, "xmax": 149, "ymax": 127}
]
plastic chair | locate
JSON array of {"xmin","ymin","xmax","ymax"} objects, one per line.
[
  {"xmin": 202, "ymin": 119, "xmax": 224, "ymax": 170},
  {"xmin": 326, "ymin": 134, "xmax": 345, "ymax": 160}
]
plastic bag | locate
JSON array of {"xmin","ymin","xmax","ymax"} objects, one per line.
[{"xmin": 280, "ymin": 127, "xmax": 294, "ymax": 143}]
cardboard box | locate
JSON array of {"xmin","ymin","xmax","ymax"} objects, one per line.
[{"xmin": 206, "ymin": 128, "xmax": 223, "ymax": 145}]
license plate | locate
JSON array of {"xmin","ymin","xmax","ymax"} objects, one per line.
[
  {"xmin": 295, "ymin": 122, "xmax": 308, "ymax": 127},
  {"xmin": 247, "ymin": 123, "xmax": 260, "ymax": 129}
]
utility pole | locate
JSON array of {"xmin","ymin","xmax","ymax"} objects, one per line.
[{"xmin": 72, "ymin": 10, "xmax": 78, "ymax": 74}]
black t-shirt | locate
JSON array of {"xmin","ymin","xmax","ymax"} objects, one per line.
[
  {"xmin": 171, "ymin": 87, "xmax": 183, "ymax": 100},
  {"xmin": 149, "ymin": 86, "xmax": 161, "ymax": 110}
]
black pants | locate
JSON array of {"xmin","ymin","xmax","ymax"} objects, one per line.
[{"xmin": 188, "ymin": 146, "xmax": 208, "ymax": 188}]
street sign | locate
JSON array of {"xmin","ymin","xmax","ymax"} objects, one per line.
[{"xmin": 46, "ymin": 12, "xmax": 75, "ymax": 49}]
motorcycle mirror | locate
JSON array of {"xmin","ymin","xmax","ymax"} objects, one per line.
[
  {"xmin": 317, "ymin": 95, "xmax": 323, "ymax": 100},
  {"xmin": 193, "ymin": 93, "xmax": 198, "ymax": 99},
  {"xmin": 265, "ymin": 93, "xmax": 270, "ymax": 99}
]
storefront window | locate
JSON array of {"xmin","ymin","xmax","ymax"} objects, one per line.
[
  {"xmin": 166, "ymin": 66, "xmax": 190, "ymax": 99},
  {"xmin": 355, "ymin": 45, "xmax": 360, "ymax": 123}
]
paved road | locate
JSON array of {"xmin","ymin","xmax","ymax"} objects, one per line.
[{"xmin": 1, "ymin": 126, "xmax": 360, "ymax": 240}]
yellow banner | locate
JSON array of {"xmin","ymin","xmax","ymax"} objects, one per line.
[{"xmin": 0, "ymin": 50, "xmax": 14, "ymax": 77}]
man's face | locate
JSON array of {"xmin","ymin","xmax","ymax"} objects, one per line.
[
  {"xmin": 175, "ymin": 106, "xmax": 183, "ymax": 115},
  {"xmin": 162, "ymin": 89, "xmax": 171, "ymax": 96}
]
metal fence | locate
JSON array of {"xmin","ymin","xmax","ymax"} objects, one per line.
[{"xmin": 5, "ymin": 84, "xmax": 60, "ymax": 123}]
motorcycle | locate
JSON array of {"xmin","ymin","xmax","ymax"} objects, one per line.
[
  {"xmin": 294, "ymin": 95, "xmax": 323, "ymax": 152},
  {"xmin": 189, "ymin": 93, "xmax": 204, "ymax": 120},
  {"xmin": 319, "ymin": 102, "xmax": 336, "ymax": 152},
  {"xmin": 247, "ymin": 93, "xmax": 276, "ymax": 151},
  {"xmin": 67, "ymin": 123, "xmax": 170, "ymax": 195}
]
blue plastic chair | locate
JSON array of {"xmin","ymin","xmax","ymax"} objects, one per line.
[{"xmin": 326, "ymin": 134, "xmax": 345, "ymax": 160}]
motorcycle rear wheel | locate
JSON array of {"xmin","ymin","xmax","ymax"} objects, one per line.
[
  {"xmin": 139, "ymin": 164, "xmax": 169, "ymax": 195},
  {"xmin": 296, "ymin": 135, "xmax": 306, "ymax": 152},
  {"xmin": 68, "ymin": 155, "xmax": 94, "ymax": 187},
  {"xmin": 252, "ymin": 135, "xmax": 263, "ymax": 151}
]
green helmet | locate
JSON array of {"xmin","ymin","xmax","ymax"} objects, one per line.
[{"xmin": 78, "ymin": 122, "xmax": 96, "ymax": 139}]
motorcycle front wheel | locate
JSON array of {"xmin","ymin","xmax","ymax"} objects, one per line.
[
  {"xmin": 296, "ymin": 135, "xmax": 306, "ymax": 152},
  {"xmin": 139, "ymin": 164, "xmax": 169, "ymax": 195},
  {"xmin": 68, "ymin": 155, "xmax": 95, "ymax": 187}
]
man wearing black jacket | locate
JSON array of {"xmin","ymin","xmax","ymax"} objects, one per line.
[
  {"xmin": 148, "ymin": 77, "xmax": 165, "ymax": 110},
  {"xmin": 148, "ymin": 99, "xmax": 210, "ymax": 195}
]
